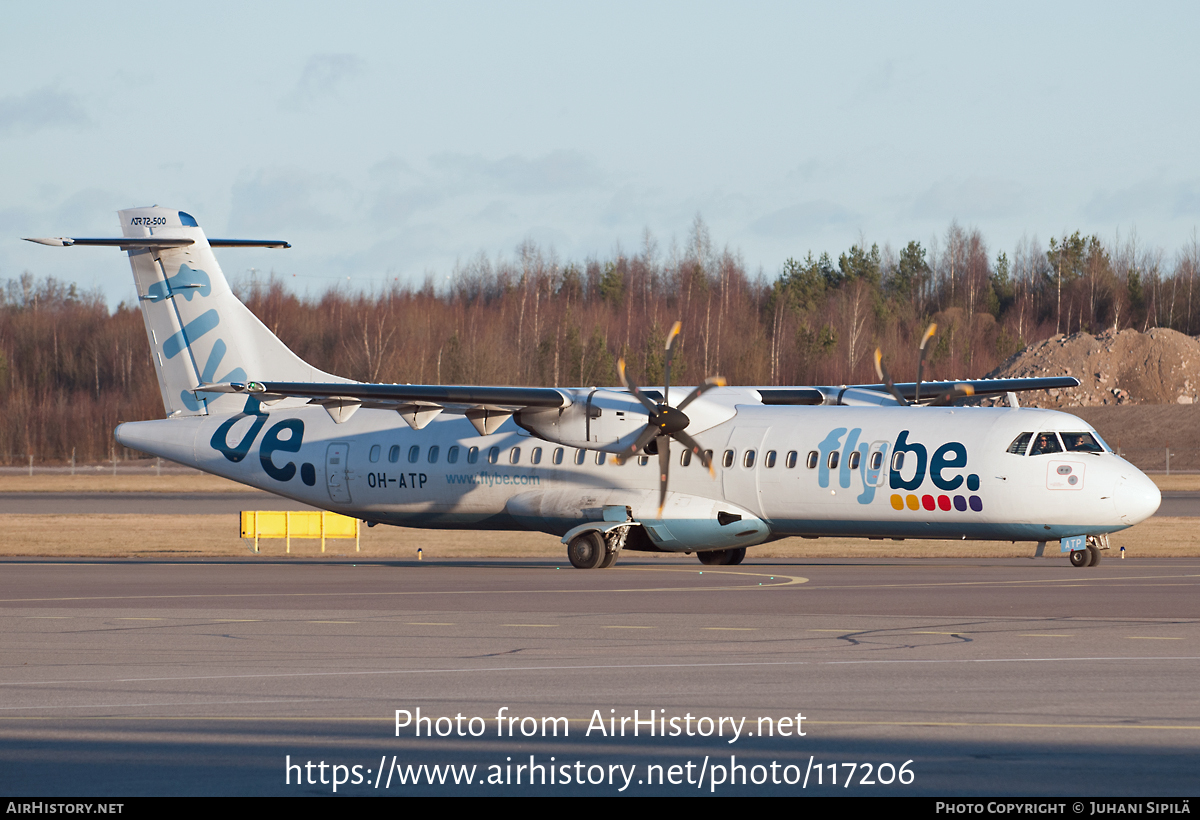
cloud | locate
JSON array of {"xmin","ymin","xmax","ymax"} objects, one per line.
[
  {"xmin": 283, "ymin": 54, "xmax": 365, "ymax": 107},
  {"xmin": 370, "ymin": 186, "xmax": 443, "ymax": 226},
  {"xmin": 910, "ymin": 177, "xmax": 1026, "ymax": 220},
  {"xmin": 1083, "ymin": 178, "xmax": 1200, "ymax": 222},
  {"xmin": 228, "ymin": 168, "xmax": 355, "ymax": 234},
  {"xmin": 429, "ymin": 150, "xmax": 603, "ymax": 195},
  {"xmin": 851, "ymin": 59, "xmax": 897, "ymax": 105},
  {"xmin": 365, "ymin": 156, "xmax": 443, "ymax": 225},
  {"xmin": 749, "ymin": 200, "xmax": 859, "ymax": 236},
  {"xmin": 0, "ymin": 86, "xmax": 90, "ymax": 137}
]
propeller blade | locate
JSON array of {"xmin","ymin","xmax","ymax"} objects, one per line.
[
  {"xmin": 927, "ymin": 383, "xmax": 975, "ymax": 407},
  {"xmin": 657, "ymin": 435, "xmax": 671, "ymax": 517},
  {"xmin": 673, "ymin": 429, "xmax": 715, "ymax": 478},
  {"xmin": 625, "ymin": 423, "xmax": 660, "ymax": 457},
  {"xmin": 873, "ymin": 348, "xmax": 909, "ymax": 407},
  {"xmin": 618, "ymin": 358, "xmax": 660, "ymax": 416},
  {"xmin": 915, "ymin": 322, "xmax": 937, "ymax": 404},
  {"xmin": 677, "ymin": 375, "xmax": 727, "ymax": 411},
  {"xmin": 662, "ymin": 320, "xmax": 681, "ymax": 405}
]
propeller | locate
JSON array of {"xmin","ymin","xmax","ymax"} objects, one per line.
[
  {"xmin": 914, "ymin": 322, "xmax": 937, "ymax": 404},
  {"xmin": 617, "ymin": 321, "xmax": 726, "ymax": 516},
  {"xmin": 874, "ymin": 323, "xmax": 974, "ymax": 407},
  {"xmin": 873, "ymin": 349, "xmax": 909, "ymax": 406}
]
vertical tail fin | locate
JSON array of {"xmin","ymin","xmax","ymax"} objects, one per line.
[{"xmin": 119, "ymin": 207, "xmax": 341, "ymax": 417}]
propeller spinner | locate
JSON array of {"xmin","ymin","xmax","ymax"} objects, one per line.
[{"xmin": 617, "ymin": 321, "xmax": 725, "ymax": 516}]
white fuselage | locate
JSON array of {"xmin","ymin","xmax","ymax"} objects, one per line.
[{"xmin": 116, "ymin": 399, "xmax": 1161, "ymax": 551}]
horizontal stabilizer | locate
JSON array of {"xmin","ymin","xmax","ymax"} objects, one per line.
[{"xmin": 24, "ymin": 237, "xmax": 290, "ymax": 248}]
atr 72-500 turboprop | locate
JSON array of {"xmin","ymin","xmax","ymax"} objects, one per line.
[{"xmin": 26, "ymin": 207, "xmax": 1161, "ymax": 569}]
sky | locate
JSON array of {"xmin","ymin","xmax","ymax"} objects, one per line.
[{"xmin": 1, "ymin": 1, "xmax": 1198, "ymax": 307}]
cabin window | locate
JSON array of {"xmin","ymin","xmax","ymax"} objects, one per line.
[
  {"xmin": 369, "ymin": 444, "xmax": 381, "ymax": 463},
  {"xmin": 869, "ymin": 451, "xmax": 883, "ymax": 470},
  {"xmin": 408, "ymin": 445, "xmax": 420, "ymax": 463},
  {"xmin": 595, "ymin": 451, "xmax": 606, "ymax": 465},
  {"xmin": 509, "ymin": 447, "xmax": 521, "ymax": 464},
  {"xmin": 447, "ymin": 446, "xmax": 460, "ymax": 464},
  {"xmin": 1062, "ymin": 432, "xmax": 1104, "ymax": 453},
  {"xmin": 806, "ymin": 451, "xmax": 818, "ymax": 469},
  {"xmin": 827, "ymin": 451, "xmax": 839, "ymax": 470},
  {"xmin": 531, "ymin": 447, "xmax": 542, "ymax": 465},
  {"xmin": 848, "ymin": 450, "xmax": 860, "ymax": 470},
  {"xmin": 575, "ymin": 449, "xmax": 586, "ymax": 465},
  {"xmin": 1030, "ymin": 432, "xmax": 1063, "ymax": 456},
  {"xmin": 467, "ymin": 446, "xmax": 479, "ymax": 464},
  {"xmin": 786, "ymin": 450, "xmax": 798, "ymax": 468},
  {"xmin": 891, "ymin": 452, "xmax": 904, "ymax": 472},
  {"xmin": 743, "ymin": 450, "xmax": 756, "ymax": 468},
  {"xmin": 681, "ymin": 450, "xmax": 692, "ymax": 467},
  {"xmin": 704, "ymin": 450, "xmax": 713, "ymax": 467},
  {"xmin": 427, "ymin": 445, "xmax": 439, "ymax": 464},
  {"xmin": 487, "ymin": 447, "xmax": 500, "ymax": 464},
  {"xmin": 638, "ymin": 455, "xmax": 649, "ymax": 466},
  {"xmin": 552, "ymin": 447, "xmax": 564, "ymax": 465},
  {"xmin": 722, "ymin": 449, "xmax": 735, "ymax": 469},
  {"xmin": 765, "ymin": 450, "xmax": 777, "ymax": 468},
  {"xmin": 1007, "ymin": 433, "xmax": 1032, "ymax": 455},
  {"xmin": 389, "ymin": 445, "xmax": 401, "ymax": 463}
]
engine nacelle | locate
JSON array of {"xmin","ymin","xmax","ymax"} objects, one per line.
[
  {"xmin": 832, "ymin": 387, "xmax": 902, "ymax": 406},
  {"xmin": 516, "ymin": 389, "xmax": 656, "ymax": 453},
  {"xmin": 506, "ymin": 488, "xmax": 771, "ymax": 551},
  {"xmin": 516, "ymin": 388, "xmax": 738, "ymax": 453}
]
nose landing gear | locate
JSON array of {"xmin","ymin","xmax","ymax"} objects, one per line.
[{"xmin": 1069, "ymin": 535, "xmax": 1109, "ymax": 568}]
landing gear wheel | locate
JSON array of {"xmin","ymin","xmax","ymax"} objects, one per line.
[
  {"xmin": 598, "ymin": 546, "xmax": 619, "ymax": 569},
  {"xmin": 697, "ymin": 550, "xmax": 725, "ymax": 565},
  {"xmin": 1087, "ymin": 544, "xmax": 1102, "ymax": 566},
  {"xmin": 726, "ymin": 547, "xmax": 746, "ymax": 566},
  {"xmin": 1069, "ymin": 548, "xmax": 1092, "ymax": 568},
  {"xmin": 567, "ymin": 531, "xmax": 606, "ymax": 569}
]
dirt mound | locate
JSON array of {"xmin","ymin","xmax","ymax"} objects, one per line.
[{"xmin": 984, "ymin": 328, "xmax": 1200, "ymax": 408}]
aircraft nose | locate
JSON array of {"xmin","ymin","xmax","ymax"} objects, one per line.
[{"xmin": 1116, "ymin": 471, "xmax": 1161, "ymax": 525}]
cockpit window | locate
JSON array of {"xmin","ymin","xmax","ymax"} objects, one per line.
[
  {"xmin": 1007, "ymin": 433, "xmax": 1032, "ymax": 455},
  {"xmin": 1029, "ymin": 432, "xmax": 1063, "ymax": 456},
  {"xmin": 1061, "ymin": 432, "xmax": 1104, "ymax": 453}
]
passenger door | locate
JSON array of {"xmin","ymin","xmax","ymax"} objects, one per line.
[{"xmin": 326, "ymin": 442, "xmax": 352, "ymax": 503}]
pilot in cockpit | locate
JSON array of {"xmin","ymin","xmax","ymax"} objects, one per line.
[{"xmin": 1030, "ymin": 432, "xmax": 1062, "ymax": 456}]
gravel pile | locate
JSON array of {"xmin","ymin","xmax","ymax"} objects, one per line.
[{"xmin": 983, "ymin": 328, "xmax": 1200, "ymax": 408}]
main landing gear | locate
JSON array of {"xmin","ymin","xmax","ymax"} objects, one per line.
[
  {"xmin": 697, "ymin": 547, "xmax": 746, "ymax": 566},
  {"xmin": 1069, "ymin": 535, "xmax": 1108, "ymax": 568},
  {"xmin": 566, "ymin": 527, "xmax": 628, "ymax": 569}
]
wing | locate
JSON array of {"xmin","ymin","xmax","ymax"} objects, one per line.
[
  {"xmin": 203, "ymin": 374, "xmax": 1079, "ymax": 429},
  {"xmin": 204, "ymin": 380, "xmax": 570, "ymax": 434},
  {"xmin": 758, "ymin": 377, "xmax": 1080, "ymax": 406}
]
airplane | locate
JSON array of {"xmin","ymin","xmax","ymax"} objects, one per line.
[{"xmin": 26, "ymin": 207, "xmax": 1162, "ymax": 570}]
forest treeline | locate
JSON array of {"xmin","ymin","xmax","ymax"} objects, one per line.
[{"xmin": 2, "ymin": 218, "xmax": 1199, "ymax": 463}]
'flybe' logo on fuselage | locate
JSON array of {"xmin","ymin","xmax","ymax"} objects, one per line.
[
  {"xmin": 210, "ymin": 406, "xmax": 318, "ymax": 487},
  {"xmin": 817, "ymin": 428, "xmax": 983, "ymax": 512}
]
